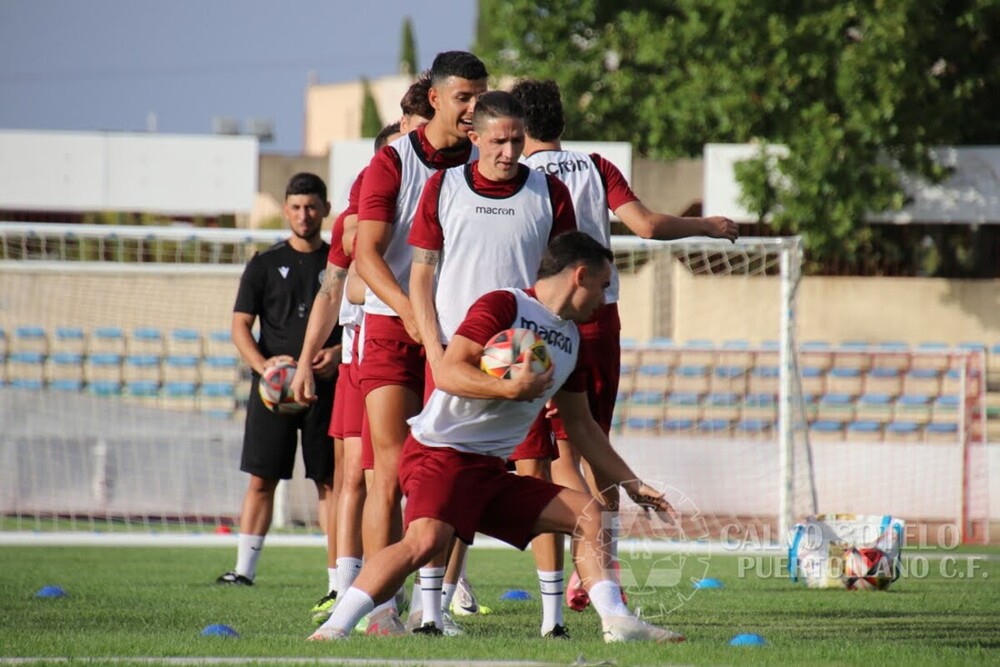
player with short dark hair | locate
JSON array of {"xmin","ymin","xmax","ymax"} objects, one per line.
[
  {"xmin": 511, "ymin": 78, "xmax": 738, "ymax": 610},
  {"xmin": 217, "ymin": 172, "xmax": 340, "ymax": 588},
  {"xmin": 310, "ymin": 231, "xmax": 685, "ymax": 645}
]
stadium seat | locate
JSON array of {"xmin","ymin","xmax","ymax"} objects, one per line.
[
  {"xmin": 718, "ymin": 339, "xmax": 753, "ymax": 370},
  {"xmin": 894, "ymin": 394, "xmax": 933, "ymax": 424},
  {"xmin": 735, "ymin": 418, "xmax": 774, "ymax": 437},
  {"xmin": 680, "ymin": 339, "xmax": 716, "ymax": 367},
  {"xmin": 834, "ymin": 341, "xmax": 872, "ymax": 371},
  {"xmin": 85, "ymin": 353, "xmax": 123, "ymax": 384},
  {"xmin": 931, "ymin": 395, "xmax": 961, "ymax": 423},
  {"xmin": 90, "ymin": 326, "xmax": 126, "ymax": 356},
  {"xmin": 201, "ymin": 355, "xmax": 240, "ymax": 384},
  {"xmin": 885, "ymin": 421, "xmax": 922, "ymax": 442},
  {"xmin": 123, "ymin": 354, "xmax": 162, "ymax": 384},
  {"xmin": 710, "ymin": 365, "xmax": 747, "ymax": 394},
  {"xmin": 704, "ymin": 392, "xmax": 741, "ymax": 422},
  {"xmin": 871, "ymin": 341, "xmax": 910, "ymax": 371},
  {"xmin": 865, "ymin": 367, "xmax": 903, "ymax": 397},
  {"xmin": 903, "ymin": 368, "xmax": 941, "ymax": 396},
  {"xmin": 741, "ymin": 393, "xmax": 777, "ymax": 421},
  {"xmin": 925, "ymin": 422, "xmax": 959, "ymax": 442},
  {"xmin": 827, "ymin": 367, "xmax": 864, "ymax": 397},
  {"xmin": 88, "ymin": 380, "xmax": 123, "ymax": 397},
  {"xmin": 45, "ymin": 352, "xmax": 85, "ymax": 386},
  {"xmin": 633, "ymin": 364, "xmax": 671, "ymax": 392},
  {"xmin": 912, "ymin": 342, "xmax": 952, "ymax": 372},
  {"xmin": 12, "ymin": 325, "xmax": 48, "ymax": 356},
  {"xmin": 665, "ymin": 391, "xmax": 702, "ymax": 422},
  {"xmin": 7, "ymin": 351, "xmax": 45, "ymax": 386},
  {"xmin": 167, "ymin": 328, "xmax": 203, "ymax": 356},
  {"xmin": 618, "ymin": 363, "xmax": 636, "ymax": 394},
  {"xmin": 619, "ymin": 339, "xmax": 643, "ymax": 369},
  {"xmin": 800, "ymin": 340, "xmax": 834, "ymax": 371},
  {"xmin": 49, "ymin": 378, "xmax": 84, "ymax": 392},
  {"xmin": 125, "ymin": 380, "xmax": 161, "ymax": 407},
  {"xmin": 756, "ymin": 340, "xmax": 780, "ymax": 368},
  {"xmin": 816, "ymin": 393, "xmax": 855, "ymax": 422},
  {"xmin": 640, "ymin": 339, "xmax": 678, "ymax": 367},
  {"xmin": 747, "ymin": 365, "xmax": 779, "ymax": 395},
  {"xmin": 660, "ymin": 418, "xmax": 695, "ymax": 434},
  {"xmin": 200, "ymin": 382, "xmax": 237, "ymax": 417},
  {"xmin": 671, "ymin": 365, "xmax": 711, "ymax": 394},
  {"xmin": 53, "ymin": 326, "xmax": 87, "ymax": 356},
  {"xmin": 610, "ymin": 412, "xmax": 624, "ymax": 434},
  {"xmin": 941, "ymin": 368, "xmax": 975, "ymax": 396},
  {"xmin": 696, "ymin": 418, "xmax": 732, "ymax": 436},
  {"xmin": 622, "ymin": 416, "xmax": 660, "ymax": 437},
  {"xmin": 809, "ymin": 419, "xmax": 847, "ymax": 441},
  {"xmin": 801, "ymin": 393, "xmax": 821, "ymax": 421},
  {"xmin": 855, "ymin": 393, "xmax": 894, "ymax": 423},
  {"xmin": 162, "ymin": 381, "xmax": 198, "ymax": 411},
  {"xmin": 846, "ymin": 420, "xmax": 883, "ymax": 440},
  {"xmin": 626, "ymin": 390, "xmax": 666, "ymax": 421},
  {"xmin": 205, "ymin": 330, "xmax": 234, "ymax": 357},
  {"xmin": 129, "ymin": 327, "xmax": 164, "ymax": 356},
  {"xmin": 163, "ymin": 355, "xmax": 200, "ymax": 384},
  {"xmin": 800, "ymin": 366, "xmax": 826, "ymax": 396}
]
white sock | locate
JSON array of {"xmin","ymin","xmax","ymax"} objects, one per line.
[
  {"xmin": 419, "ymin": 566, "xmax": 445, "ymax": 628},
  {"xmin": 441, "ymin": 583, "xmax": 457, "ymax": 612},
  {"xmin": 538, "ymin": 570, "xmax": 565, "ymax": 634},
  {"xmin": 336, "ymin": 557, "xmax": 363, "ymax": 594},
  {"xmin": 327, "ymin": 567, "xmax": 338, "ymax": 595},
  {"xmin": 409, "ymin": 578, "xmax": 423, "ymax": 614},
  {"xmin": 317, "ymin": 587, "xmax": 374, "ymax": 633},
  {"xmin": 235, "ymin": 534, "xmax": 265, "ymax": 580},
  {"xmin": 588, "ymin": 579, "xmax": 630, "ymax": 619}
]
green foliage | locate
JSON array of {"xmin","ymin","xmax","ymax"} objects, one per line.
[
  {"xmin": 360, "ymin": 77, "xmax": 383, "ymax": 138},
  {"xmin": 476, "ymin": 0, "xmax": 1000, "ymax": 271},
  {"xmin": 1, "ymin": 546, "xmax": 998, "ymax": 664},
  {"xmin": 400, "ymin": 16, "xmax": 418, "ymax": 76}
]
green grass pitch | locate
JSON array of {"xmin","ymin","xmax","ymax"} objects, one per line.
[{"xmin": 1, "ymin": 545, "xmax": 998, "ymax": 666}]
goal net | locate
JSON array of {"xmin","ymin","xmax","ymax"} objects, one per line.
[
  {"xmin": 607, "ymin": 236, "xmax": 989, "ymax": 547},
  {"xmin": 0, "ymin": 224, "xmax": 989, "ymax": 545}
]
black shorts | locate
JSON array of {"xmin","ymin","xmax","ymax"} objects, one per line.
[{"xmin": 241, "ymin": 375, "xmax": 335, "ymax": 481}]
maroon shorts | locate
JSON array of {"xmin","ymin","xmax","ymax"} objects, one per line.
[
  {"xmin": 508, "ymin": 409, "xmax": 558, "ymax": 462},
  {"xmin": 358, "ymin": 313, "xmax": 425, "ymax": 398},
  {"xmin": 399, "ymin": 436, "xmax": 564, "ymax": 549},
  {"xmin": 550, "ymin": 303, "xmax": 621, "ymax": 440}
]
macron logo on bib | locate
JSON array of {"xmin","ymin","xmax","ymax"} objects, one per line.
[
  {"xmin": 278, "ymin": 266, "xmax": 290, "ymax": 279},
  {"xmin": 518, "ymin": 317, "xmax": 574, "ymax": 353},
  {"xmin": 475, "ymin": 205, "xmax": 516, "ymax": 216}
]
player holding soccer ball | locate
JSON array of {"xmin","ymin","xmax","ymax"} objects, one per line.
[
  {"xmin": 310, "ymin": 231, "xmax": 685, "ymax": 645},
  {"xmin": 216, "ymin": 173, "xmax": 341, "ymax": 587}
]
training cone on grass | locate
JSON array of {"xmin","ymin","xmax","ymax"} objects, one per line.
[
  {"xmin": 693, "ymin": 577, "xmax": 724, "ymax": 589},
  {"xmin": 35, "ymin": 585, "xmax": 67, "ymax": 598},
  {"xmin": 214, "ymin": 524, "xmax": 232, "ymax": 535},
  {"xmin": 500, "ymin": 589, "xmax": 532, "ymax": 601},
  {"xmin": 201, "ymin": 624, "xmax": 239, "ymax": 638},
  {"xmin": 730, "ymin": 633, "xmax": 767, "ymax": 646}
]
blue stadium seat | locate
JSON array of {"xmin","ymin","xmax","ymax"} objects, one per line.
[
  {"xmin": 49, "ymin": 378, "xmax": 84, "ymax": 392},
  {"xmin": 855, "ymin": 393, "xmax": 894, "ymax": 423},
  {"xmin": 661, "ymin": 418, "xmax": 695, "ymax": 433},
  {"xmin": 827, "ymin": 367, "xmax": 864, "ymax": 396},
  {"xmin": 91, "ymin": 326, "xmax": 126, "ymax": 355},
  {"xmin": 696, "ymin": 418, "xmax": 731, "ymax": 435},
  {"xmin": 7, "ymin": 351, "xmax": 45, "ymax": 386},
  {"xmin": 704, "ymin": 392, "xmax": 741, "ymax": 421},
  {"xmin": 200, "ymin": 382, "xmax": 237, "ymax": 418},
  {"xmin": 633, "ymin": 363, "xmax": 671, "ymax": 392},
  {"xmin": 88, "ymin": 380, "xmax": 122, "ymax": 396},
  {"xmin": 885, "ymin": 421, "xmax": 922, "ymax": 441},
  {"xmin": 129, "ymin": 327, "xmax": 164, "ymax": 356},
  {"xmin": 742, "ymin": 393, "xmax": 777, "ymax": 421},
  {"xmin": 735, "ymin": 418, "xmax": 774, "ymax": 435},
  {"xmin": 665, "ymin": 391, "xmax": 702, "ymax": 421},
  {"xmin": 53, "ymin": 326, "xmax": 86, "ymax": 355},
  {"xmin": 800, "ymin": 366, "xmax": 826, "ymax": 395},
  {"xmin": 672, "ymin": 365, "xmax": 710, "ymax": 394},
  {"xmin": 809, "ymin": 419, "xmax": 847, "ymax": 440},
  {"xmin": 865, "ymin": 367, "xmax": 903, "ymax": 396},
  {"xmin": 847, "ymin": 420, "xmax": 882, "ymax": 439},
  {"xmin": 711, "ymin": 365, "xmax": 747, "ymax": 394},
  {"xmin": 913, "ymin": 341, "xmax": 951, "ymax": 372},
  {"xmin": 895, "ymin": 393, "xmax": 933, "ymax": 424},
  {"xmin": 817, "ymin": 393, "xmax": 855, "ymax": 421},
  {"xmin": 623, "ymin": 416, "xmax": 660, "ymax": 436},
  {"xmin": 168, "ymin": 328, "xmax": 203, "ymax": 356}
]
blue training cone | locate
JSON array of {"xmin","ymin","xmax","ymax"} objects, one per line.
[
  {"xmin": 36, "ymin": 585, "xmax": 67, "ymax": 598},
  {"xmin": 500, "ymin": 589, "xmax": 532, "ymax": 601},
  {"xmin": 201, "ymin": 623, "xmax": 240, "ymax": 638},
  {"xmin": 730, "ymin": 633, "xmax": 767, "ymax": 646},
  {"xmin": 693, "ymin": 577, "xmax": 724, "ymax": 590}
]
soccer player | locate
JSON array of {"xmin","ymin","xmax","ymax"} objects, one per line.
[
  {"xmin": 407, "ymin": 90, "xmax": 576, "ymax": 638},
  {"xmin": 510, "ymin": 79, "xmax": 738, "ymax": 609},
  {"xmin": 352, "ymin": 51, "xmax": 487, "ymax": 635},
  {"xmin": 216, "ymin": 172, "xmax": 340, "ymax": 587},
  {"xmin": 310, "ymin": 231, "xmax": 685, "ymax": 644}
]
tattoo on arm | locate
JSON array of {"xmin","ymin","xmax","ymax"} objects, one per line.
[
  {"xmin": 412, "ymin": 248, "xmax": 440, "ymax": 266},
  {"xmin": 319, "ymin": 267, "xmax": 347, "ymax": 296}
]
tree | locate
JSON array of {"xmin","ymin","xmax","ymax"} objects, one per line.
[
  {"xmin": 360, "ymin": 77, "xmax": 383, "ymax": 138},
  {"xmin": 476, "ymin": 0, "xmax": 1000, "ymax": 273},
  {"xmin": 400, "ymin": 16, "xmax": 418, "ymax": 76}
]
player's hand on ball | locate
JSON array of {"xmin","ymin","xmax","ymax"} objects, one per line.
[
  {"xmin": 509, "ymin": 358, "xmax": 554, "ymax": 402},
  {"xmin": 626, "ymin": 482, "xmax": 678, "ymax": 524},
  {"xmin": 291, "ymin": 364, "xmax": 317, "ymax": 405}
]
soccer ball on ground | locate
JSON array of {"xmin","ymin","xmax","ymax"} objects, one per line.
[
  {"xmin": 258, "ymin": 361, "xmax": 307, "ymax": 415},
  {"xmin": 842, "ymin": 547, "xmax": 893, "ymax": 591},
  {"xmin": 480, "ymin": 328, "xmax": 551, "ymax": 379}
]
